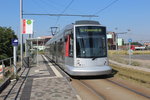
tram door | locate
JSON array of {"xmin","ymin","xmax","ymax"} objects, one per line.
[{"xmin": 65, "ymin": 30, "xmax": 74, "ymax": 68}]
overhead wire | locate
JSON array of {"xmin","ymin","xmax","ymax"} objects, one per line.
[
  {"xmin": 40, "ymin": 0, "xmax": 62, "ymax": 12},
  {"xmin": 88, "ymin": 0, "xmax": 119, "ymax": 20},
  {"xmin": 94, "ymin": 0, "xmax": 119, "ymax": 14},
  {"xmin": 31, "ymin": 0, "xmax": 50, "ymax": 13},
  {"xmin": 40, "ymin": 0, "xmax": 60, "ymax": 11},
  {"xmin": 55, "ymin": 0, "xmax": 74, "ymax": 26},
  {"xmin": 45, "ymin": 0, "xmax": 65, "ymax": 8},
  {"xmin": 61, "ymin": 0, "xmax": 74, "ymax": 13}
]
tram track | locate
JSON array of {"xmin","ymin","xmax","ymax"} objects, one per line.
[
  {"xmin": 45, "ymin": 55, "xmax": 150, "ymax": 100},
  {"xmin": 73, "ymin": 78, "xmax": 150, "ymax": 100},
  {"xmin": 44, "ymin": 55, "xmax": 105, "ymax": 100},
  {"xmin": 106, "ymin": 78, "xmax": 150, "ymax": 99},
  {"xmin": 72, "ymin": 79, "xmax": 106, "ymax": 100}
]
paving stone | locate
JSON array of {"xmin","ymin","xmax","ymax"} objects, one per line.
[{"xmin": 0, "ymin": 55, "xmax": 78, "ymax": 100}]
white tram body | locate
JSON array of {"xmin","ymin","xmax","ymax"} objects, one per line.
[{"xmin": 45, "ymin": 20, "xmax": 112, "ymax": 76}]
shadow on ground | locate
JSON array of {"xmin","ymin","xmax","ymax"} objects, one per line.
[{"xmin": 71, "ymin": 69, "xmax": 118, "ymax": 80}]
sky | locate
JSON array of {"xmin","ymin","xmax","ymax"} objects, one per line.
[{"xmin": 0, "ymin": 0, "xmax": 150, "ymax": 43}]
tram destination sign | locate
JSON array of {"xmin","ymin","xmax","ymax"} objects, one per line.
[{"xmin": 80, "ymin": 29, "xmax": 102, "ymax": 32}]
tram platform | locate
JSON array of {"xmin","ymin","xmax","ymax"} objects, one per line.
[{"xmin": 0, "ymin": 55, "xmax": 79, "ymax": 100}]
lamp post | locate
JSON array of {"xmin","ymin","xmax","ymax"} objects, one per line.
[
  {"xmin": 127, "ymin": 29, "xmax": 132, "ymax": 65},
  {"xmin": 20, "ymin": 0, "xmax": 23, "ymax": 67}
]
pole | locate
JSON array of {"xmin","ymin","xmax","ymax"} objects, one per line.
[
  {"xmin": 129, "ymin": 42, "xmax": 131, "ymax": 65},
  {"xmin": 116, "ymin": 34, "xmax": 118, "ymax": 50},
  {"xmin": 37, "ymin": 39, "xmax": 38, "ymax": 66},
  {"xmin": 13, "ymin": 46, "xmax": 17, "ymax": 75},
  {"xmin": 20, "ymin": 0, "xmax": 23, "ymax": 67},
  {"xmin": 25, "ymin": 39, "xmax": 27, "ymax": 57}
]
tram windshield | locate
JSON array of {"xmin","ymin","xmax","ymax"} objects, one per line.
[{"xmin": 76, "ymin": 26, "xmax": 107, "ymax": 58}]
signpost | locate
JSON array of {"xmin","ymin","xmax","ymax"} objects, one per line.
[
  {"xmin": 128, "ymin": 38, "xmax": 132, "ymax": 65},
  {"xmin": 12, "ymin": 39, "xmax": 18, "ymax": 75},
  {"xmin": 22, "ymin": 19, "xmax": 34, "ymax": 34}
]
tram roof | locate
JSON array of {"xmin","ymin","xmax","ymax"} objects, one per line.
[{"xmin": 75, "ymin": 20, "xmax": 100, "ymax": 25}]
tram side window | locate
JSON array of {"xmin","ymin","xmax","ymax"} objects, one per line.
[{"xmin": 69, "ymin": 34, "xmax": 73, "ymax": 57}]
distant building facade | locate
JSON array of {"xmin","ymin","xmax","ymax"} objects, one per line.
[
  {"xmin": 144, "ymin": 42, "xmax": 150, "ymax": 47},
  {"xmin": 144, "ymin": 42, "xmax": 150, "ymax": 50},
  {"xmin": 33, "ymin": 36, "xmax": 52, "ymax": 50},
  {"xmin": 107, "ymin": 32, "xmax": 116, "ymax": 50},
  {"xmin": 107, "ymin": 32, "xmax": 124, "ymax": 50}
]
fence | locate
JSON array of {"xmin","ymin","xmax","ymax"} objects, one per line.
[{"xmin": 0, "ymin": 56, "xmax": 21, "ymax": 83}]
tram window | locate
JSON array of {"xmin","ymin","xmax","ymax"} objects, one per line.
[
  {"xmin": 76, "ymin": 26, "xmax": 107, "ymax": 58},
  {"xmin": 69, "ymin": 34, "xmax": 73, "ymax": 57}
]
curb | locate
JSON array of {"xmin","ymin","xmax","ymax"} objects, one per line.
[{"xmin": 109, "ymin": 60, "xmax": 150, "ymax": 73}]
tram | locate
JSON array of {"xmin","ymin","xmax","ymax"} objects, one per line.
[{"xmin": 45, "ymin": 20, "xmax": 112, "ymax": 76}]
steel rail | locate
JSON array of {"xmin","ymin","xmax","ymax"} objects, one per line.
[
  {"xmin": 106, "ymin": 79, "xmax": 150, "ymax": 99},
  {"xmin": 44, "ymin": 55, "xmax": 106, "ymax": 100},
  {"xmin": 78, "ymin": 80, "xmax": 106, "ymax": 100},
  {"xmin": 43, "ymin": 55, "xmax": 150, "ymax": 99}
]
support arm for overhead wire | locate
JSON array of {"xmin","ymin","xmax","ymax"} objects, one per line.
[{"xmin": 23, "ymin": 13, "xmax": 99, "ymax": 17}]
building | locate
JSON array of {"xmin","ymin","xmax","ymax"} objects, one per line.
[
  {"xmin": 144, "ymin": 42, "xmax": 150, "ymax": 50},
  {"xmin": 33, "ymin": 36, "xmax": 52, "ymax": 50},
  {"xmin": 26, "ymin": 36, "xmax": 52, "ymax": 54},
  {"xmin": 107, "ymin": 32, "xmax": 125, "ymax": 50},
  {"xmin": 144, "ymin": 42, "xmax": 150, "ymax": 47},
  {"xmin": 107, "ymin": 32, "xmax": 116, "ymax": 50}
]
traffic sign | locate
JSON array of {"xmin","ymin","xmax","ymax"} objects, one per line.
[
  {"xmin": 128, "ymin": 38, "xmax": 132, "ymax": 43},
  {"xmin": 12, "ymin": 39, "xmax": 18, "ymax": 46}
]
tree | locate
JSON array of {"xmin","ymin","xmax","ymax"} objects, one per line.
[
  {"xmin": 0, "ymin": 27, "xmax": 17, "ymax": 60},
  {"xmin": 131, "ymin": 42, "xmax": 142, "ymax": 46}
]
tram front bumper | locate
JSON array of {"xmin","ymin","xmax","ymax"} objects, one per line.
[{"xmin": 65, "ymin": 65, "xmax": 112, "ymax": 76}]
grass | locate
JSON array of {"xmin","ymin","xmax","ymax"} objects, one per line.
[
  {"xmin": 38, "ymin": 50, "xmax": 45, "ymax": 54},
  {"xmin": 110, "ymin": 64, "xmax": 150, "ymax": 88},
  {"xmin": 108, "ymin": 50, "xmax": 150, "ymax": 88},
  {"xmin": 0, "ymin": 78, "xmax": 4, "ymax": 84},
  {"xmin": 0, "ymin": 63, "xmax": 20, "ymax": 85},
  {"xmin": 108, "ymin": 54, "xmax": 141, "ymax": 66},
  {"xmin": 108, "ymin": 50, "xmax": 150, "ymax": 67},
  {"xmin": 108, "ymin": 50, "xmax": 150, "ymax": 55}
]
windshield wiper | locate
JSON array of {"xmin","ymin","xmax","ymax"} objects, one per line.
[{"xmin": 92, "ymin": 57, "xmax": 98, "ymax": 60}]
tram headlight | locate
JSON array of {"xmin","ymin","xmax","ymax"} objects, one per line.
[
  {"xmin": 77, "ymin": 60, "xmax": 81, "ymax": 67},
  {"xmin": 104, "ymin": 59, "xmax": 108, "ymax": 65}
]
